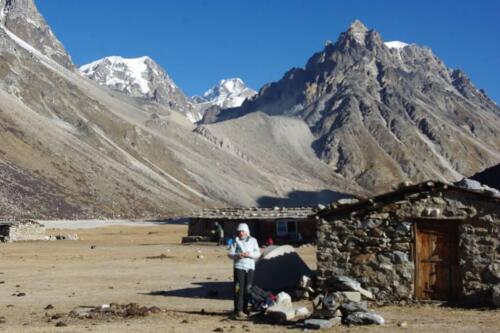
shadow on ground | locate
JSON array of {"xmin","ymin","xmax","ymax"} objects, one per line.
[
  {"xmin": 144, "ymin": 281, "xmax": 233, "ymax": 300},
  {"xmin": 258, "ymin": 189, "xmax": 351, "ymax": 207}
]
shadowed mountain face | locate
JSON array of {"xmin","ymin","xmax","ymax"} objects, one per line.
[
  {"xmin": 0, "ymin": 0, "xmax": 361, "ymax": 218},
  {"xmin": 204, "ymin": 20, "xmax": 500, "ymax": 192}
]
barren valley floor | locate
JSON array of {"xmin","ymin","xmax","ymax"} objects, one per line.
[{"xmin": 0, "ymin": 224, "xmax": 498, "ymax": 332}]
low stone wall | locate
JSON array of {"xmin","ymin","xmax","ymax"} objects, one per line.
[{"xmin": 7, "ymin": 220, "xmax": 46, "ymax": 242}]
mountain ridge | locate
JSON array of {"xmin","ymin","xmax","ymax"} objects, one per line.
[{"xmin": 202, "ymin": 20, "xmax": 500, "ymax": 192}]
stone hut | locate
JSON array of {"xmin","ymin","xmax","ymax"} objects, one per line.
[
  {"xmin": 0, "ymin": 219, "xmax": 46, "ymax": 242},
  {"xmin": 187, "ymin": 207, "xmax": 316, "ymax": 244},
  {"xmin": 316, "ymin": 181, "xmax": 499, "ymax": 306}
]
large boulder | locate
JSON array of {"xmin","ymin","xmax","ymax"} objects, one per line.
[{"xmin": 254, "ymin": 245, "xmax": 313, "ymax": 291}]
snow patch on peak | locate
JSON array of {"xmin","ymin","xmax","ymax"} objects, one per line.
[
  {"xmin": 195, "ymin": 78, "xmax": 256, "ymax": 108},
  {"xmin": 385, "ymin": 41, "xmax": 409, "ymax": 49},
  {"xmin": 79, "ymin": 56, "xmax": 156, "ymax": 95}
]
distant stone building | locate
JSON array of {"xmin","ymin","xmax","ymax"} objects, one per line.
[
  {"xmin": 316, "ymin": 181, "xmax": 500, "ymax": 306},
  {"xmin": 0, "ymin": 219, "xmax": 46, "ymax": 242},
  {"xmin": 187, "ymin": 207, "xmax": 316, "ymax": 244}
]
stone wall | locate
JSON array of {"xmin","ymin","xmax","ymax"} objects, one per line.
[
  {"xmin": 6, "ymin": 220, "xmax": 46, "ymax": 242},
  {"xmin": 317, "ymin": 211, "xmax": 415, "ymax": 303},
  {"xmin": 317, "ymin": 188, "xmax": 500, "ymax": 305}
]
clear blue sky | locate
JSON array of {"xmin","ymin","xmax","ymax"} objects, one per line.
[{"xmin": 37, "ymin": 0, "xmax": 499, "ymax": 102}]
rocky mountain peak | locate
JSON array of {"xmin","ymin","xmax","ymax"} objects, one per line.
[
  {"xmin": 346, "ymin": 19, "xmax": 369, "ymax": 43},
  {"xmin": 79, "ymin": 55, "xmax": 200, "ymax": 119},
  {"xmin": 0, "ymin": 0, "xmax": 73, "ymax": 69},
  {"xmin": 202, "ymin": 21, "xmax": 500, "ymax": 193},
  {"xmin": 193, "ymin": 78, "xmax": 256, "ymax": 109}
]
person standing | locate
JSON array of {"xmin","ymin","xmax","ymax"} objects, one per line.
[
  {"xmin": 214, "ymin": 222, "xmax": 224, "ymax": 246},
  {"xmin": 228, "ymin": 223, "xmax": 260, "ymax": 319}
]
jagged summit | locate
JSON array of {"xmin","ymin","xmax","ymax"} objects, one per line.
[
  {"xmin": 202, "ymin": 21, "xmax": 500, "ymax": 192},
  {"xmin": 346, "ymin": 19, "xmax": 369, "ymax": 43},
  {"xmin": 193, "ymin": 78, "xmax": 256, "ymax": 109}
]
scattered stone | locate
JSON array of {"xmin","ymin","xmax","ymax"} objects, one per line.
[
  {"xmin": 146, "ymin": 254, "xmax": 171, "ymax": 260},
  {"xmin": 340, "ymin": 301, "xmax": 369, "ymax": 315},
  {"xmin": 16, "ymin": 292, "xmax": 26, "ymax": 297},
  {"xmin": 90, "ymin": 245, "xmax": 96, "ymax": 249},
  {"xmin": 181, "ymin": 319, "xmax": 189, "ymax": 323},
  {"xmin": 328, "ymin": 276, "xmax": 373, "ymax": 300},
  {"xmin": 304, "ymin": 318, "xmax": 339, "ymax": 329},
  {"xmin": 333, "ymin": 291, "xmax": 361, "ymax": 303},
  {"xmin": 0, "ymin": 317, "xmax": 5, "ymax": 324},
  {"xmin": 0, "ymin": 281, "xmax": 4, "ymax": 284},
  {"xmin": 45, "ymin": 304, "xmax": 54, "ymax": 310},
  {"xmin": 197, "ymin": 255, "xmax": 205, "ymax": 259},
  {"xmin": 51, "ymin": 313, "xmax": 64, "ymax": 320},
  {"xmin": 55, "ymin": 321, "xmax": 67, "ymax": 327},
  {"xmin": 398, "ymin": 321, "xmax": 408, "ymax": 327},
  {"xmin": 213, "ymin": 328, "xmax": 224, "ymax": 332},
  {"xmin": 344, "ymin": 312, "xmax": 385, "ymax": 325}
]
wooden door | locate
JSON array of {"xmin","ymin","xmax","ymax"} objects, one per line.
[{"xmin": 415, "ymin": 221, "xmax": 459, "ymax": 301}]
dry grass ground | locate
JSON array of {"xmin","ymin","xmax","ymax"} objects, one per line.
[{"xmin": 0, "ymin": 224, "xmax": 499, "ymax": 332}]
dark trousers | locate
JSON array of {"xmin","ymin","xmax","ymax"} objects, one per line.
[{"xmin": 233, "ymin": 268, "xmax": 255, "ymax": 313}]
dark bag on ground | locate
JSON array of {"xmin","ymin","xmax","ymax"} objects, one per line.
[{"xmin": 249, "ymin": 285, "xmax": 276, "ymax": 312}]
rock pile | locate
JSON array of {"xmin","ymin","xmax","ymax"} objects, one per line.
[
  {"xmin": 303, "ymin": 276, "xmax": 384, "ymax": 328},
  {"xmin": 259, "ymin": 275, "xmax": 384, "ymax": 328},
  {"xmin": 68, "ymin": 303, "xmax": 162, "ymax": 319}
]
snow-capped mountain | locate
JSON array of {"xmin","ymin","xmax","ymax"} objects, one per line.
[
  {"xmin": 79, "ymin": 56, "xmax": 199, "ymax": 120},
  {"xmin": 193, "ymin": 78, "xmax": 256, "ymax": 109}
]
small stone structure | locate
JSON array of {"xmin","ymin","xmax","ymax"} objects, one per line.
[
  {"xmin": 188, "ymin": 207, "xmax": 316, "ymax": 244},
  {"xmin": 316, "ymin": 181, "xmax": 500, "ymax": 306},
  {"xmin": 0, "ymin": 219, "xmax": 46, "ymax": 242}
]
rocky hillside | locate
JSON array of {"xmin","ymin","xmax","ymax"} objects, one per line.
[
  {"xmin": 203, "ymin": 21, "xmax": 500, "ymax": 192},
  {"xmin": 79, "ymin": 56, "xmax": 201, "ymax": 122},
  {"xmin": 0, "ymin": 0, "xmax": 360, "ymax": 218},
  {"xmin": 0, "ymin": 0, "xmax": 73, "ymax": 69}
]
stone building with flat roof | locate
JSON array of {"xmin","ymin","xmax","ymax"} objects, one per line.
[
  {"xmin": 187, "ymin": 207, "xmax": 316, "ymax": 244},
  {"xmin": 316, "ymin": 181, "xmax": 500, "ymax": 306},
  {"xmin": 0, "ymin": 219, "xmax": 46, "ymax": 242}
]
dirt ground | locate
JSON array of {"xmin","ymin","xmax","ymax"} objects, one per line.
[{"xmin": 0, "ymin": 224, "xmax": 499, "ymax": 332}]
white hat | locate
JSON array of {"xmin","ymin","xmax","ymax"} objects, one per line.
[{"xmin": 236, "ymin": 223, "xmax": 250, "ymax": 235}]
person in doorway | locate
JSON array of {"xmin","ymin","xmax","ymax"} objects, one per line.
[
  {"xmin": 214, "ymin": 222, "xmax": 224, "ymax": 246},
  {"xmin": 227, "ymin": 223, "xmax": 260, "ymax": 319}
]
